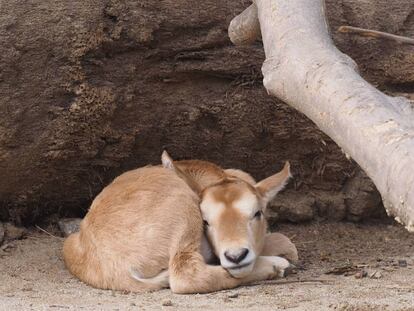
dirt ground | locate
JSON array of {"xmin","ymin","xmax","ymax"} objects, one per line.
[{"xmin": 1, "ymin": 221, "xmax": 413, "ymax": 311}]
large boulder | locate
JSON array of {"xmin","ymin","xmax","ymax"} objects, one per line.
[{"xmin": 0, "ymin": 0, "xmax": 412, "ymax": 224}]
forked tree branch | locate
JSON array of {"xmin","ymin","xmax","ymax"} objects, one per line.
[{"xmin": 229, "ymin": 0, "xmax": 414, "ymax": 231}]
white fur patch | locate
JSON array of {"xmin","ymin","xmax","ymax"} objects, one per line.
[
  {"xmin": 200, "ymin": 194, "xmax": 225, "ymax": 221},
  {"xmin": 130, "ymin": 268, "xmax": 169, "ymax": 288},
  {"xmin": 260, "ymin": 256, "xmax": 291, "ymax": 277},
  {"xmin": 161, "ymin": 151, "xmax": 174, "ymax": 170},
  {"xmin": 233, "ymin": 192, "xmax": 259, "ymax": 216}
]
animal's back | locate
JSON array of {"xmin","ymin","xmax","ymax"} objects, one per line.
[{"xmin": 63, "ymin": 166, "xmax": 201, "ymax": 291}]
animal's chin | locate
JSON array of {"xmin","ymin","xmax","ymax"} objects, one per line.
[{"xmin": 225, "ymin": 261, "xmax": 255, "ymax": 278}]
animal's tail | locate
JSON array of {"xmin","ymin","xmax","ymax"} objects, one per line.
[{"xmin": 130, "ymin": 268, "xmax": 170, "ymax": 288}]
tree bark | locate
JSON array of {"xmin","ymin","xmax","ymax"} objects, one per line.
[{"xmin": 229, "ymin": 0, "xmax": 414, "ymax": 231}]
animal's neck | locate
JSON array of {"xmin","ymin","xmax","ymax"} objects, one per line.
[
  {"xmin": 200, "ymin": 233, "xmax": 220, "ymax": 265},
  {"xmin": 175, "ymin": 160, "xmax": 226, "ymax": 191},
  {"xmin": 174, "ymin": 160, "xmax": 222, "ymax": 264}
]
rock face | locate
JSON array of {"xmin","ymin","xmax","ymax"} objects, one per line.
[
  {"xmin": 344, "ymin": 172, "xmax": 384, "ymax": 222},
  {"xmin": 58, "ymin": 218, "xmax": 82, "ymax": 237},
  {"xmin": 267, "ymin": 176, "xmax": 383, "ymax": 224},
  {"xmin": 0, "ymin": 223, "xmax": 27, "ymax": 244},
  {"xmin": 0, "ymin": 222, "xmax": 4, "ymax": 245},
  {"xmin": 268, "ymin": 195, "xmax": 316, "ymax": 223},
  {"xmin": 0, "ymin": 0, "xmax": 412, "ymax": 224}
]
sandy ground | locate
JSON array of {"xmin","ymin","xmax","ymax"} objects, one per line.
[{"xmin": 1, "ymin": 221, "xmax": 413, "ymax": 311}]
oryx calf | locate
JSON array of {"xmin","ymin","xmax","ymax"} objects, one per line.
[{"xmin": 63, "ymin": 152, "xmax": 296, "ymax": 293}]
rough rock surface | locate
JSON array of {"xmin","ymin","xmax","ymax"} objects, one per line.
[
  {"xmin": 0, "ymin": 221, "xmax": 4, "ymax": 245},
  {"xmin": 268, "ymin": 195, "xmax": 316, "ymax": 223},
  {"xmin": 344, "ymin": 171, "xmax": 384, "ymax": 222},
  {"xmin": 2, "ymin": 223, "xmax": 27, "ymax": 242},
  {"xmin": 58, "ymin": 218, "xmax": 82, "ymax": 237},
  {"xmin": 0, "ymin": 0, "xmax": 412, "ymax": 224}
]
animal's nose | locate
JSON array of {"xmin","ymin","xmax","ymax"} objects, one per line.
[{"xmin": 224, "ymin": 248, "xmax": 249, "ymax": 264}]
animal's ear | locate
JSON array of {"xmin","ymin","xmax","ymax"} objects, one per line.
[
  {"xmin": 161, "ymin": 150, "xmax": 175, "ymax": 170},
  {"xmin": 255, "ymin": 162, "xmax": 291, "ymax": 206},
  {"xmin": 161, "ymin": 150, "xmax": 202, "ymax": 195}
]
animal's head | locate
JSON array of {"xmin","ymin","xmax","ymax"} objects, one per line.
[{"xmin": 161, "ymin": 151, "xmax": 291, "ymax": 278}]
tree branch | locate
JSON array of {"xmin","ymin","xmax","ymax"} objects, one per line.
[
  {"xmin": 229, "ymin": 0, "xmax": 414, "ymax": 231},
  {"xmin": 228, "ymin": 3, "xmax": 260, "ymax": 45},
  {"xmin": 338, "ymin": 26, "xmax": 414, "ymax": 45}
]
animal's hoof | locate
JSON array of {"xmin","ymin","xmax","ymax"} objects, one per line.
[
  {"xmin": 268, "ymin": 256, "xmax": 290, "ymax": 278},
  {"xmin": 282, "ymin": 263, "xmax": 296, "ymax": 277}
]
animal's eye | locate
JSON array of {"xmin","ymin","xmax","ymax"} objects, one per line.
[
  {"xmin": 254, "ymin": 211, "xmax": 262, "ymax": 219},
  {"xmin": 203, "ymin": 220, "xmax": 210, "ymax": 227}
]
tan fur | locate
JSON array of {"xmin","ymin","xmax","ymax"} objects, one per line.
[
  {"xmin": 224, "ymin": 169, "xmax": 256, "ymax": 185},
  {"xmin": 262, "ymin": 232, "xmax": 299, "ymax": 263},
  {"xmin": 63, "ymin": 155, "xmax": 294, "ymax": 294}
]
